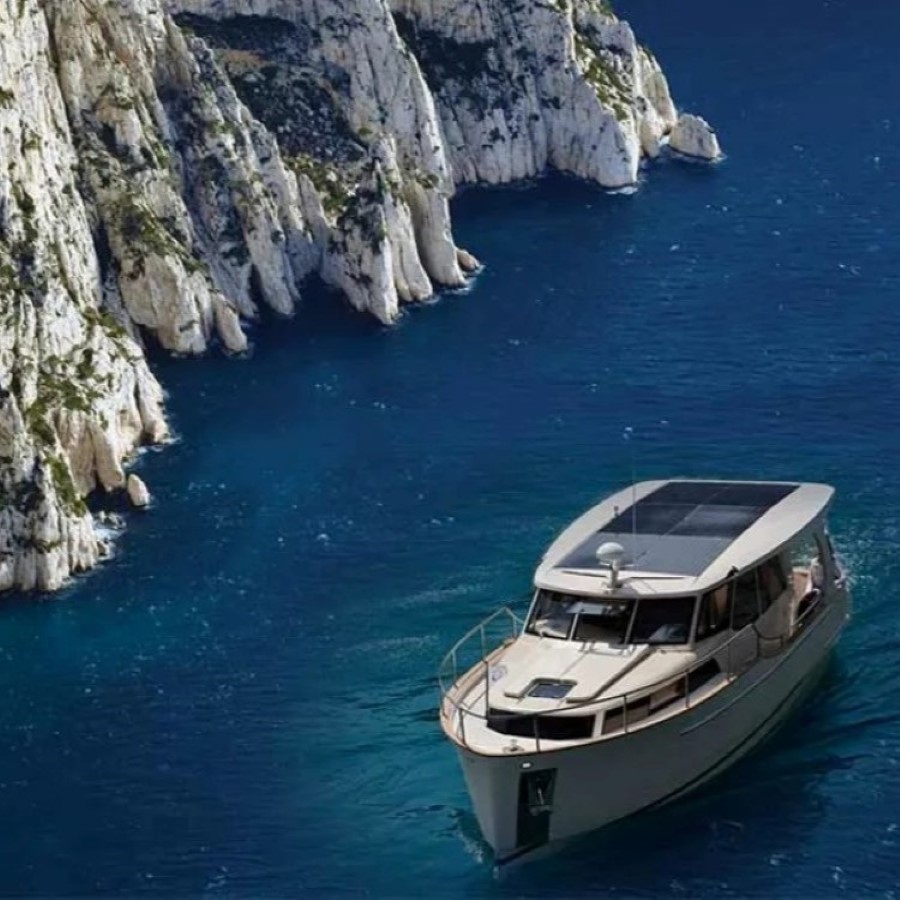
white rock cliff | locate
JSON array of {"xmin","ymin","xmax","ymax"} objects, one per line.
[{"xmin": 0, "ymin": 0, "xmax": 717, "ymax": 591}]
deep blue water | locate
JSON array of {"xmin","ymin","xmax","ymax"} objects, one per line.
[{"xmin": 3, "ymin": 0, "xmax": 900, "ymax": 894}]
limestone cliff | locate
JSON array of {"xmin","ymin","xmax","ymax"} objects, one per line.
[{"xmin": 0, "ymin": 0, "xmax": 717, "ymax": 592}]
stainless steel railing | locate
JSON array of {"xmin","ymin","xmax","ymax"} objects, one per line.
[
  {"xmin": 437, "ymin": 607, "xmax": 524, "ymax": 737},
  {"xmin": 439, "ymin": 591, "xmax": 828, "ymax": 753}
]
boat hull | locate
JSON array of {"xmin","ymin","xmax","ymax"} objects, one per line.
[{"xmin": 455, "ymin": 590, "xmax": 848, "ymax": 862}]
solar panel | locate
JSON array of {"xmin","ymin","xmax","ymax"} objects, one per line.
[
  {"xmin": 647, "ymin": 481, "xmax": 796, "ymax": 508},
  {"xmin": 557, "ymin": 481, "xmax": 798, "ymax": 578}
]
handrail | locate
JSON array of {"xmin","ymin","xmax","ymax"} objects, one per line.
[
  {"xmin": 437, "ymin": 606, "xmax": 523, "ymax": 698},
  {"xmin": 446, "ymin": 620, "xmax": 755, "ymax": 719},
  {"xmin": 440, "ymin": 590, "xmax": 829, "ymax": 751}
]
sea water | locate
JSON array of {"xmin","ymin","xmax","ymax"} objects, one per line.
[{"xmin": 1, "ymin": 0, "xmax": 899, "ymax": 893}]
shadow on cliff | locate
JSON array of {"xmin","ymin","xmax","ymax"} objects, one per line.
[{"xmin": 143, "ymin": 274, "xmax": 382, "ymax": 374}]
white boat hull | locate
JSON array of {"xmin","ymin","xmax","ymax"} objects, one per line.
[{"xmin": 454, "ymin": 591, "xmax": 848, "ymax": 862}]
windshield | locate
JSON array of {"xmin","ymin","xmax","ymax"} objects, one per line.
[
  {"xmin": 527, "ymin": 590, "xmax": 634, "ymax": 643},
  {"xmin": 527, "ymin": 590, "xmax": 578, "ymax": 639},
  {"xmin": 629, "ymin": 595, "xmax": 695, "ymax": 645},
  {"xmin": 528, "ymin": 590, "xmax": 695, "ymax": 646},
  {"xmin": 572, "ymin": 599, "xmax": 632, "ymax": 643}
]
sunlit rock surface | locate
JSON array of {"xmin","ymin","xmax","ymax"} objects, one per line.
[
  {"xmin": 669, "ymin": 113, "xmax": 723, "ymax": 160},
  {"xmin": 126, "ymin": 474, "xmax": 152, "ymax": 509}
]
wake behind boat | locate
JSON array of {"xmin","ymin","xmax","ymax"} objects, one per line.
[{"xmin": 439, "ymin": 480, "xmax": 850, "ymax": 862}]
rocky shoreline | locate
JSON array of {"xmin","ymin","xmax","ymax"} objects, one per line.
[{"xmin": 0, "ymin": 0, "xmax": 720, "ymax": 592}]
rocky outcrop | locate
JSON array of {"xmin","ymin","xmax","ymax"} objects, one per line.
[
  {"xmin": 0, "ymin": 0, "xmax": 716, "ymax": 592},
  {"xmin": 390, "ymin": 0, "xmax": 678, "ymax": 185},
  {"xmin": 669, "ymin": 113, "xmax": 722, "ymax": 161},
  {"xmin": 126, "ymin": 474, "xmax": 151, "ymax": 508}
]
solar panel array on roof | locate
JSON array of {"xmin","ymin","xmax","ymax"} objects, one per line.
[{"xmin": 557, "ymin": 481, "xmax": 798, "ymax": 578}]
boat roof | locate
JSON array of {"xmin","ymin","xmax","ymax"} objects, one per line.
[{"xmin": 535, "ymin": 479, "xmax": 834, "ymax": 597}]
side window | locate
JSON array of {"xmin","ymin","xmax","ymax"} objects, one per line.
[
  {"xmin": 696, "ymin": 583, "xmax": 731, "ymax": 640},
  {"xmin": 731, "ymin": 569, "xmax": 760, "ymax": 630},
  {"xmin": 527, "ymin": 590, "xmax": 576, "ymax": 639},
  {"xmin": 791, "ymin": 532, "xmax": 826, "ymax": 585},
  {"xmin": 629, "ymin": 596, "xmax": 695, "ymax": 645},
  {"xmin": 758, "ymin": 556, "xmax": 787, "ymax": 614},
  {"xmin": 791, "ymin": 530, "xmax": 836, "ymax": 594},
  {"xmin": 825, "ymin": 531, "xmax": 843, "ymax": 582}
]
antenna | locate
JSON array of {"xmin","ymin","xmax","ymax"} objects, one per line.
[
  {"xmin": 595, "ymin": 542, "xmax": 627, "ymax": 589},
  {"xmin": 623, "ymin": 426, "xmax": 637, "ymax": 564}
]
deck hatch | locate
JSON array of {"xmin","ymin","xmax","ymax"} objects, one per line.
[
  {"xmin": 558, "ymin": 481, "xmax": 798, "ymax": 577},
  {"xmin": 526, "ymin": 680, "xmax": 575, "ymax": 700}
]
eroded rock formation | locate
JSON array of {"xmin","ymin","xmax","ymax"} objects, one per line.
[{"xmin": 670, "ymin": 113, "xmax": 722, "ymax": 161}]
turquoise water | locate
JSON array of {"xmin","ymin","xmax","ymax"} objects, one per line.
[{"xmin": 3, "ymin": 0, "xmax": 900, "ymax": 893}]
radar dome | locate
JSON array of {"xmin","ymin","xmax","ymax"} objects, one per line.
[
  {"xmin": 596, "ymin": 541, "xmax": 627, "ymax": 588},
  {"xmin": 595, "ymin": 541, "xmax": 627, "ymax": 567}
]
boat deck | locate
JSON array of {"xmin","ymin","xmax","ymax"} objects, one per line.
[{"xmin": 442, "ymin": 640, "xmax": 733, "ymax": 755}]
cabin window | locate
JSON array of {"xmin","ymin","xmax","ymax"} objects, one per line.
[
  {"xmin": 793, "ymin": 529, "xmax": 842, "ymax": 597},
  {"xmin": 488, "ymin": 708, "xmax": 595, "ymax": 741},
  {"xmin": 726, "ymin": 556, "xmax": 789, "ymax": 631},
  {"xmin": 791, "ymin": 531, "xmax": 831, "ymax": 579},
  {"xmin": 731, "ymin": 570, "xmax": 760, "ymax": 630},
  {"xmin": 758, "ymin": 555, "xmax": 788, "ymax": 612},
  {"xmin": 697, "ymin": 557, "xmax": 787, "ymax": 638},
  {"xmin": 687, "ymin": 658, "xmax": 722, "ymax": 691},
  {"xmin": 603, "ymin": 660, "xmax": 723, "ymax": 735},
  {"xmin": 572, "ymin": 600, "xmax": 633, "ymax": 644},
  {"xmin": 696, "ymin": 584, "xmax": 731, "ymax": 640},
  {"xmin": 526, "ymin": 590, "xmax": 578, "ymax": 639},
  {"xmin": 824, "ymin": 531, "xmax": 842, "ymax": 578},
  {"xmin": 629, "ymin": 596, "xmax": 695, "ymax": 645},
  {"xmin": 602, "ymin": 697, "xmax": 651, "ymax": 734}
]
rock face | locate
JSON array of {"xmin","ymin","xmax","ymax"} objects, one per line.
[
  {"xmin": 126, "ymin": 474, "xmax": 151, "ymax": 508},
  {"xmin": 0, "ymin": 0, "xmax": 168, "ymax": 590},
  {"xmin": 0, "ymin": 0, "xmax": 715, "ymax": 592},
  {"xmin": 669, "ymin": 113, "xmax": 722, "ymax": 161},
  {"xmin": 390, "ymin": 0, "xmax": 678, "ymax": 184}
]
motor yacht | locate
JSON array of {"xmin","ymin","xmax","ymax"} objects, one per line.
[{"xmin": 438, "ymin": 480, "xmax": 850, "ymax": 862}]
